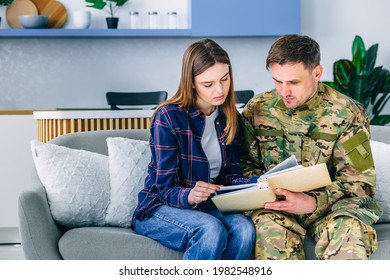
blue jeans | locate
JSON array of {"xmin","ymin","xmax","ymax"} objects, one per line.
[{"xmin": 134, "ymin": 202, "xmax": 255, "ymax": 260}]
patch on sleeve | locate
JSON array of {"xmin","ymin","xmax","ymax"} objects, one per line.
[{"xmin": 341, "ymin": 130, "xmax": 374, "ymax": 171}]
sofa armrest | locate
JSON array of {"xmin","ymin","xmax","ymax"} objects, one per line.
[{"xmin": 18, "ymin": 182, "xmax": 66, "ymax": 259}]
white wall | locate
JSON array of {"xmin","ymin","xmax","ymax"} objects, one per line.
[
  {"xmin": 301, "ymin": 0, "xmax": 390, "ymax": 114},
  {"xmin": 0, "ymin": 115, "xmax": 35, "ymax": 229},
  {"xmin": 1, "ymin": 0, "xmax": 389, "ymax": 112}
]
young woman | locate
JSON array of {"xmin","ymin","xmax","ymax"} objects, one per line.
[{"xmin": 132, "ymin": 38, "xmax": 257, "ymax": 260}]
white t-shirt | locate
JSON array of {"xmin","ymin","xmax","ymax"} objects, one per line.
[{"xmin": 201, "ymin": 109, "xmax": 222, "ymax": 179}]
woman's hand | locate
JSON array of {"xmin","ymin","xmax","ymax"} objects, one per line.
[
  {"xmin": 264, "ymin": 188, "xmax": 317, "ymax": 215},
  {"xmin": 188, "ymin": 181, "xmax": 222, "ymax": 205}
]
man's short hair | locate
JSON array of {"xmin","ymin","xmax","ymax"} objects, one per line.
[{"xmin": 266, "ymin": 34, "xmax": 321, "ymax": 71}]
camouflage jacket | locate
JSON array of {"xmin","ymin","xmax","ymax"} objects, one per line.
[{"xmin": 241, "ymin": 83, "xmax": 382, "ymax": 226}]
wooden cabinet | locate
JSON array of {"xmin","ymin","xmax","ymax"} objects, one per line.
[{"xmin": 191, "ymin": 0, "xmax": 300, "ymax": 37}]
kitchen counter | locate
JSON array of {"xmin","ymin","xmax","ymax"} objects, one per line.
[
  {"xmin": 33, "ymin": 109, "xmax": 154, "ymax": 142},
  {"xmin": 33, "ymin": 109, "xmax": 154, "ymax": 119}
]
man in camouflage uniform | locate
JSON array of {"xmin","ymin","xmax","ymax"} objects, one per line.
[{"xmin": 241, "ymin": 34, "xmax": 382, "ymax": 260}]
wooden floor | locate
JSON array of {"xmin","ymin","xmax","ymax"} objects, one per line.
[{"xmin": 0, "ymin": 244, "xmax": 24, "ymax": 260}]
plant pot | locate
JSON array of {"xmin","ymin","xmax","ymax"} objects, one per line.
[{"xmin": 106, "ymin": 17, "xmax": 119, "ymax": 29}]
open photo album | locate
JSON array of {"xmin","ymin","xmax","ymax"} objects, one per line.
[{"xmin": 211, "ymin": 155, "xmax": 332, "ymax": 213}]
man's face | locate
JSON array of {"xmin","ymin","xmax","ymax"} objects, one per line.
[{"xmin": 271, "ymin": 62, "xmax": 323, "ymax": 109}]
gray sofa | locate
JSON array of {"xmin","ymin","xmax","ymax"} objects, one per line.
[{"xmin": 18, "ymin": 126, "xmax": 390, "ymax": 260}]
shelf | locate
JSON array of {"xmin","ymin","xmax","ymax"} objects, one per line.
[
  {"xmin": 0, "ymin": 0, "xmax": 300, "ymax": 38},
  {"xmin": 0, "ymin": 28, "xmax": 193, "ymax": 38}
]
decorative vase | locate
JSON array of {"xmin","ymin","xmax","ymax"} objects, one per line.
[
  {"xmin": 73, "ymin": 10, "xmax": 91, "ymax": 29},
  {"xmin": 106, "ymin": 17, "xmax": 119, "ymax": 29}
]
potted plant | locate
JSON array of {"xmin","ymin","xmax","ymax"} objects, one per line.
[
  {"xmin": 0, "ymin": 0, "xmax": 14, "ymax": 26},
  {"xmin": 86, "ymin": 0, "xmax": 128, "ymax": 29},
  {"xmin": 324, "ymin": 35, "xmax": 390, "ymax": 125}
]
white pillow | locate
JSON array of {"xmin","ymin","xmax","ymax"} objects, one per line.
[
  {"xmin": 105, "ymin": 137, "xmax": 150, "ymax": 228},
  {"xmin": 30, "ymin": 140, "xmax": 110, "ymax": 228},
  {"xmin": 370, "ymin": 140, "xmax": 390, "ymax": 223}
]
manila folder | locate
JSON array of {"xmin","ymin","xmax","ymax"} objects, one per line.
[
  {"xmin": 211, "ymin": 187, "xmax": 276, "ymax": 213},
  {"xmin": 267, "ymin": 162, "xmax": 332, "ymax": 192}
]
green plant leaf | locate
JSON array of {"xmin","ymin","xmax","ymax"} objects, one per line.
[
  {"xmin": 323, "ymin": 81, "xmax": 345, "ymax": 93},
  {"xmin": 0, "ymin": 0, "xmax": 13, "ymax": 6},
  {"xmin": 326, "ymin": 35, "xmax": 390, "ymax": 125},
  {"xmin": 350, "ymin": 76, "xmax": 366, "ymax": 105},
  {"xmin": 333, "ymin": 59, "xmax": 354, "ymax": 93},
  {"xmin": 109, "ymin": 0, "xmax": 128, "ymax": 7},
  {"xmin": 366, "ymin": 66, "xmax": 384, "ymax": 103},
  {"xmin": 352, "ymin": 35, "xmax": 366, "ymax": 74},
  {"xmin": 86, "ymin": 0, "xmax": 106, "ymax": 10},
  {"xmin": 85, "ymin": 0, "xmax": 128, "ymax": 16},
  {"xmin": 352, "ymin": 35, "xmax": 365, "ymax": 56},
  {"xmin": 382, "ymin": 74, "xmax": 390, "ymax": 93},
  {"xmin": 371, "ymin": 68, "xmax": 389, "ymax": 105},
  {"xmin": 373, "ymin": 93, "xmax": 390, "ymax": 115},
  {"xmin": 364, "ymin": 44, "xmax": 378, "ymax": 74},
  {"xmin": 370, "ymin": 114, "xmax": 390, "ymax": 126}
]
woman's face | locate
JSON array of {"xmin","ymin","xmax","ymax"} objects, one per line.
[{"xmin": 193, "ymin": 62, "xmax": 230, "ymax": 115}]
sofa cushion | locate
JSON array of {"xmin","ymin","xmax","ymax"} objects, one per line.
[
  {"xmin": 30, "ymin": 140, "xmax": 110, "ymax": 228},
  {"xmin": 105, "ymin": 137, "xmax": 151, "ymax": 228},
  {"xmin": 58, "ymin": 227, "xmax": 183, "ymax": 260},
  {"xmin": 370, "ymin": 140, "xmax": 390, "ymax": 223}
]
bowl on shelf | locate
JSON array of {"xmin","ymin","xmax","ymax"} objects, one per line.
[{"xmin": 18, "ymin": 15, "xmax": 49, "ymax": 29}]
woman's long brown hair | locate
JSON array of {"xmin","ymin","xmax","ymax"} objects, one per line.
[{"xmin": 154, "ymin": 38, "xmax": 238, "ymax": 144}]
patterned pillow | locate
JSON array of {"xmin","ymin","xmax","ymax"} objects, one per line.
[
  {"xmin": 105, "ymin": 137, "xmax": 151, "ymax": 228},
  {"xmin": 370, "ymin": 140, "xmax": 390, "ymax": 223},
  {"xmin": 30, "ymin": 140, "xmax": 110, "ymax": 228}
]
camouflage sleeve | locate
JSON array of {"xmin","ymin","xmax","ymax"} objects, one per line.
[
  {"xmin": 240, "ymin": 101, "xmax": 264, "ymax": 177},
  {"xmin": 305, "ymin": 105, "xmax": 378, "ymax": 224}
]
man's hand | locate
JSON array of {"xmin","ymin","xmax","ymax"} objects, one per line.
[
  {"xmin": 264, "ymin": 188, "xmax": 316, "ymax": 215},
  {"xmin": 188, "ymin": 181, "xmax": 221, "ymax": 205}
]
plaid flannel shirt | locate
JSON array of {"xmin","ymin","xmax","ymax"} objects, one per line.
[{"xmin": 132, "ymin": 104, "xmax": 256, "ymax": 224}]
